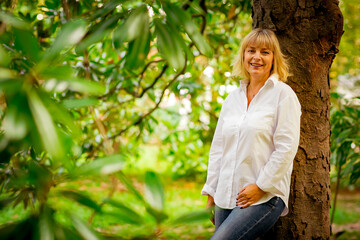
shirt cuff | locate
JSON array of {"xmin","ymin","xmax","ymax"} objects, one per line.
[
  {"xmin": 256, "ymin": 174, "xmax": 282, "ymax": 196},
  {"xmin": 201, "ymin": 184, "xmax": 215, "ymax": 197}
]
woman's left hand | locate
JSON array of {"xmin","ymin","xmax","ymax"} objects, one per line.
[{"xmin": 236, "ymin": 184, "xmax": 265, "ymax": 208}]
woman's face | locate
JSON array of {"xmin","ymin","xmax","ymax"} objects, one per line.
[{"xmin": 244, "ymin": 43, "xmax": 274, "ymax": 81}]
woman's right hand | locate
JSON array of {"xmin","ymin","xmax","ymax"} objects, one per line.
[{"xmin": 206, "ymin": 195, "xmax": 215, "ymax": 225}]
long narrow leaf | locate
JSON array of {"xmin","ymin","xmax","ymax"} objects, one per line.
[
  {"xmin": 70, "ymin": 215, "xmax": 102, "ymax": 240},
  {"xmin": 41, "ymin": 65, "xmax": 106, "ymax": 95},
  {"xmin": 42, "ymin": 19, "xmax": 87, "ymax": 62},
  {"xmin": 77, "ymin": 14, "xmax": 120, "ymax": 52},
  {"xmin": 27, "ymin": 89, "xmax": 65, "ymax": 161},
  {"xmin": 13, "ymin": 28, "xmax": 41, "ymax": 62},
  {"xmin": 0, "ymin": 46, "xmax": 11, "ymax": 67},
  {"xmin": 62, "ymin": 98, "xmax": 99, "ymax": 109},
  {"xmin": 38, "ymin": 90, "xmax": 81, "ymax": 138},
  {"xmin": 103, "ymin": 198, "xmax": 144, "ymax": 225},
  {"xmin": 113, "ymin": 5, "xmax": 148, "ymax": 49},
  {"xmin": 60, "ymin": 190, "xmax": 101, "ymax": 212},
  {"xmin": 39, "ymin": 206, "xmax": 55, "ymax": 240},
  {"xmin": 67, "ymin": 78, "xmax": 106, "ymax": 95},
  {"xmin": 144, "ymin": 171, "xmax": 164, "ymax": 211},
  {"xmin": 154, "ymin": 18, "xmax": 185, "ymax": 70},
  {"xmin": 91, "ymin": 0, "xmax": 127, "ymax": 20},
  {"xmin": 163, "ymin": 3, "xmax": 212, "ymax": 57},
  {"xmin": 0, "ymin": 68, "xmax": 17, "ymax": 80},
  {"xmin": 0, "ymin": 197, "xmax": 16, "ymax": 210},
  {"xmin": 117, "ymin": 172, "xmax": 145, "ymax": 203},
  {"xmin": 0, "ymin": 10, "xmax": 30, "ymax": 29},
  {"xmin": 170, "ymin": 210, "xmax": 211, "ymax": 225},
  {"xmin": 3, "ymin": 92, "xmax": 29, "ymax": 140},
  {"xmin": 125, "ymin": 28, "xmax": 150, "ymax": 68},
  {"xmin": 70, "ymin": 154, "xmax": 125, "ymax": 177}
]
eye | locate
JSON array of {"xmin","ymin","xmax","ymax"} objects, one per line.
[
  {"xmin": 262, "ymin": 51, "xmax": 270, "ymax": 55},
  {"xmin": 247, "ymin": 49, "xmax": 255, "ymax": 53}
]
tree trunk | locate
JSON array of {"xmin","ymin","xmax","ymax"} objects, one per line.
[{"xmin": 252, "ymin": 0, "xmax": 343, "ymax": 239}]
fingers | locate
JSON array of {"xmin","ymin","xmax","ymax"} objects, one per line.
[{"xmin": 236, "ymin": 197, "xmax": 254, "ymax": 208}]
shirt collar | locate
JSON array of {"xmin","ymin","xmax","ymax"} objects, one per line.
[{"xmin": 239, "ymin": 73, "xmax": 279, "ymax": 92}]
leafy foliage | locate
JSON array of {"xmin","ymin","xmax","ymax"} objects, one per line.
[
  {"xmin": 0, "ymin": 0, "xmax": 252, "ymax": 238},
  {"xmin": 330, "ymin": 93, "xmax": 360, "ymax": 223}
]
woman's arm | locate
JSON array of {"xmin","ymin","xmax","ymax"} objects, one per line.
[
  {"xmin": 256, "ymin": 93, "xmax": 301, "ymax": 195},
  {"xmin": 201, "ymin": 113, "xmax": 224, "ymax": 197}
]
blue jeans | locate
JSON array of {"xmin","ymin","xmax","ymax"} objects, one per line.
[{"xmin": 211, "ymin": 197, "xmax": 285, "ymax": 240}]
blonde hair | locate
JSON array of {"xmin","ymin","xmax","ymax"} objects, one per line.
[{"xmin": 233, "ymin": 28, "xmax": 290, "ymax": 82}]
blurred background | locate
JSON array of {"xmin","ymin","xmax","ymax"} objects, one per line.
[{"xmin": 0, "ymin": 0, "xmax": 359, "ymax": 239}]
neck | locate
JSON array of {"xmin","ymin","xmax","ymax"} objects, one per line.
[{"xmin": 249, "ymin": 73, "xmax": 270, "ymax": 89}]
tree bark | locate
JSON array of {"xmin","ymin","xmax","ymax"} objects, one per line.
[{"xmin": 252, "ymin": 0, "xmax": 343, "ymax": 239}]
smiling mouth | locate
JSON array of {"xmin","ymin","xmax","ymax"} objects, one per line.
[{"xmin": 250, "ymin": 63, "xmax": 263, "ymax": 67}]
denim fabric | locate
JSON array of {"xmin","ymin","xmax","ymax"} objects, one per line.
[{"xmin": 211, "ymin": 197, "xmax": 285, "ymax": 240}]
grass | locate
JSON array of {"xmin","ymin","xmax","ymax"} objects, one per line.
[{"xmin": 331, "ymin": 189, "xmax": 360, "ymax": 239}]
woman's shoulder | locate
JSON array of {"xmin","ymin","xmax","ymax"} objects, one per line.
[
  {"xmin": 276, "ymin": 81, "xmax": 298, "ymax": 99},
  {"xmin": 223, "ymin": 86, "xmax": 242, "ymax": 102}
]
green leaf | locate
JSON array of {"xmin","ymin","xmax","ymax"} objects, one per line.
[
  {"xmin": 69, "ymin": 79, "xmax": 106, "ymax": 95},
  {"xmin": 145, "ymin": 206, "xmax": 168, "ymax": 224},
  {"xmin": 144, "ymin": 171, "xmax": 164, "ymax": 211},
  {"xmin": 117, "ymin": 172, "xmax": 145, "ymax": 203},
  {"xmin": 42, "ymin": 19, "xmax": 87, "ymax": 62},
  {"xmin": 60, "ymin": 190, "xmax": 102, "ymax": 212},
  {"xmin": 38, "ymin": 90, "xmax": 81, "ymax": 138},
  {"xmin": 124, "ymin": 8, "xmax": 150, "ymax": 68},
  {"xmin": 39, "ymin": 206, "xmax": 55, "ymax": 240},
  {"xmin": 91, "ymin": 0, "xmax": 127, "ymax": 20},
  {"xmin": 0, "ymin": 197, "xmax": 16, "ymax": 210},
  {"xmin": 0, "ymin": 46, "xmax": 11, "ymax": 67},
  {"xmin": 337, "ymin": 128, "xmax": 353, "ymax": 141},
  {"xmin": 163, "ymin": 3, "xmax": 213, "ymax": 57},
  {"xmin": 154, "ymin": 18, "xmax": 186, "ymax": 70},
  {"xmin": 113, "ymin": 5, "xmax": 148, "ymax": 48},
  {"xmin": 3, "ymin": 93, "xmax": 29, "ymax": 140},
  {"xmin": 27, "ymin": 88, "xmax": 65, "ymax": 161},
  {"xmin": 0, "ymin": 68, "xmax": 17, "ymax": 80},
  {"xmin": 13, "ymin": 28, "xmax": 41, "ymax": 63},
  {"xmin": 71, "ymin": 154, "xmax": 125, "ymax": 177},
  {"xmin": 0, "ymin": 216, "xmax": 38, "ymax": 239},
  {"xmin": 103, "ymin": 198, "xmax": 144, "ymax": 224},
  {"xmin": 42, "ymin": 78, "xmax": 106, "ymax": 95},
  {"xmin": 70, "ymin": 214, "xmax": 102, "ymax": 240},
  {"xmin": 62, "ymin": 98, "xmax": 99, "ymax": 109},
  {"xmin": 77, "ymin": 14, "xmax": 120, "ymax": 52},
  {"xmin": 0, "ymin": 10, "xmax": 30, "ymax": 29},
  {"xmin": 125, "ymin": 30, "xmax": 150, "ymax": 68},
  {"xmin": 171, "ymin": 209, "xmax": 211, "ymax": 225}
]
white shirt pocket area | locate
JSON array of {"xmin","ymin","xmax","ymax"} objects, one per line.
[{"xmin": 247, "ymin": 109, "xmax": 276, "ymax": 133}]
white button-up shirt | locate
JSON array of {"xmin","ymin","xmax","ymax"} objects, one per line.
[{"xmin": 201, "ymin": 74, "xmax": 301, "ymax": 216}]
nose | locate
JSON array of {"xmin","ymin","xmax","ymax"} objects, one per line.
[{"xmin": 253, "ymin": 51, "xmax": 261, "ymax": 60}]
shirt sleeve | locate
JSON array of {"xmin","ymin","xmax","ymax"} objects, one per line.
[
  {"xmin": 201, "ymin": 110, "xmax": 224, "ymax": 197},
  {"xmin": 256, "ymin": 93, "xmax": 301, "ymax": 195}
]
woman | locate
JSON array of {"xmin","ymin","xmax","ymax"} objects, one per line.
[{"xmin": 201, "ymin": 28, "xmax": 301, "ymax": 240}]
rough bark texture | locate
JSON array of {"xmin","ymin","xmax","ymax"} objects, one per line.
[{"xmin": 252, "ymin": 0, "xmax": 343, "ymax": 239}]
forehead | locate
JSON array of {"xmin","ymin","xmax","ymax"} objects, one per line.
[
  {"xmin": 245, "ymin": 34, "xmax": 274, "ymax": 50},
  {"xmin": 246, "ymin": 43, "xmax": 272, "ymax": 50},
  {"xmin": 246, "ymin": 39, "xmax": 272, "ymax": 49}
]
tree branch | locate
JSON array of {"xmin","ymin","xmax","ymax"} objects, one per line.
[
  {"xmin": 138, "ymin": 64, "xmax": 168, "ymax": 98},
  {"xmin": 61, "ymin": 0, "xmax": 71, "ymax": 21},
  {"xmin": 137, "ymin": 59, "xmax": 165, "ymax": 86},
  {"xmin": 110, "ymin": 60, "xmax": 187, "ymax": 140}
]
